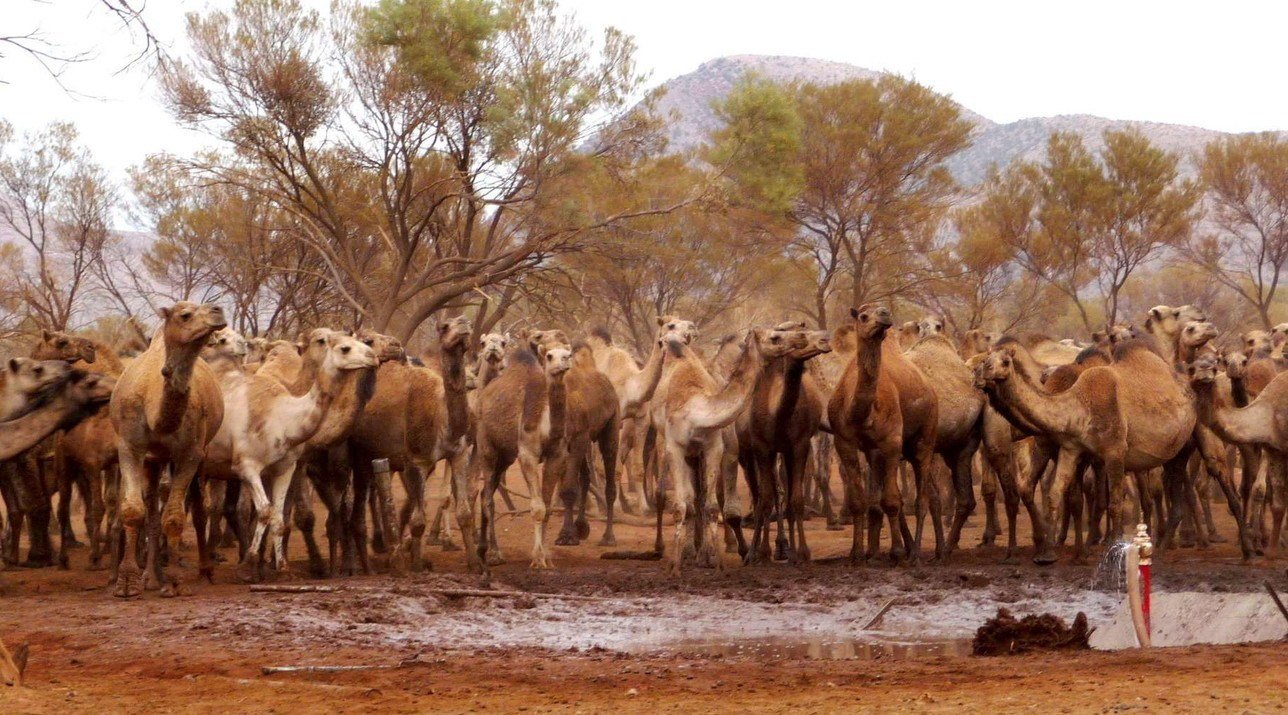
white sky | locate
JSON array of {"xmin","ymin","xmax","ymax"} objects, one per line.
[{"xmin": 2, "ymin": 0, "xmax": 1284, "ymax": 189}]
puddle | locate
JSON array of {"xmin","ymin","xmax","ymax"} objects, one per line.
[{"xmin": 639, "ymin": 635, "xmax": 973, "ymax": 661}]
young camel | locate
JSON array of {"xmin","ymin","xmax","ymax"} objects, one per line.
[
  {"xmin": 737, "ymin": 324, "xmax": 832, "ymax": 565},
  {"xmin": 472, "ymin": 332, "xmax": 573, "ymax": 570},
  {"xmin": 827, "ymin": 305, "xmax": 939, "ymax": 564},
  {"xmin": 109, "ymin": 301, "xmax": 227, "ymax": 598},
  {"xmin": 548, "ymin": 341, "xmax": 622, "ymax": 547},
  {"xmin": 659, "ymin": 326, "xmax": 806, "ymax": 575}
]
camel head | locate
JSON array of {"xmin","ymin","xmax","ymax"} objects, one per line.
[
  {"xmin": 1271, "ymin": 323, "xmax": 1288, "ymax": 346},
  {"xmin": 1179, "ymin": 321, "xmax": 1219, "ymax": 351},
  {"xmin": 849, "ymin": 304, "xmax": 893, "ymax": 341},
  {"xmin": 960, "ymin": 329, "xmax": 998, "ymax": 357},
  {"xmin": 437, "ymin": 316, "xmax": 473, "ymax": 353},
  {"xmin": 478, "ymin": 332, "xmax": 509, "ymax": 365},
  {"xmin": 973, "ymin": 345, "xmax": 1017, "ymax": 388},
  {"xmin": 355, "ymin": 329, "xmax": 406, "ymax": 363},
  {"xmin": 264, "ymin": 340, "xmax": 301, "ymax": 362},
  {"xmin": 792, "ymin": 330, "xmax": 833, "ymax": 360},
  {"xmin": 6, "ymin": 358, "xmax": 72, "ymax": 396},
  {"xmin": 323, "ymin": 333, "xmax": 379, "ymax": 373},
  {"xmin": 656, "ymin": 315, "xmax": 698, "ymax": 345},
  {"xmin": 61, "ymin": 368, "xmax": 116, "ymax": 411},
  {"xmin": 1243, "ymin": 329, "xmax": 1273, "ymax": 356},
  {"xmin": 34, "ymin": 330, "xmax": 97, "ymax": 364},
  {"xmin": 541, "ymin": 342, "xmax": 573, "ymax": 377},
  {"xmin": 301, "ymin": 328, "xmax": 341, "ymax": 367},
  {"xmin": 203, "ymin": 328, "xmax": 248, "ymax": 364},
  {"xmin": 1221, "ymin": 349, "xmax": 1249, "ymax": 380},
  {"xmin": 752, "ymin": 326, "xmax": 810, "ymax": 361},
  {"xmin": 158, "ymin": 302, "xmax": 227, "ymax": 347},
  {"xmin": 1185, "ymin": 354, "xmax": 1220, "ymax": 386},
  {"xmin": 523, "ymin": 329, "xmax": 570, "ymax": 359},
  {"xmin": 244, "ymin": 337, "xmax": 269, "ymax": 365},
  {"xmin": 917, "ymin": 316, "xmax": 946, "ymax": 338},
  {"xmin": 897, "ymin": 321, "xmax": 919, "ymax": 346},
  {"xmin": 1145, "ymin": 304, "xmax": 1206, "ymax": 334}
]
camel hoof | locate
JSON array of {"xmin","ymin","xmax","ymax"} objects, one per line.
[
  {"xmin": 143, "ymin": 570, "xmax": 161, "ymax": 591},
  {"xmin": 160, "ymin": 570, "xmax": 182, "ymax": 598},
  {"xmin": 440, "ymin": 539, "xmax": 461, "ymax": 552},
  {"xmin": 235, "ymin": 559, "xmax": 261, "ymax": 584},
  {"xmin": 113, "ymin": 567, "xmax": 142, "ymax": 599},
  {"xmin": 307, "ymin": 558, "xmax": 327, "ymax": 579},
  {"xmin": 20, "ymin": 557, "xmax": 53, "ymax": 569},
  {"xmin": 554, "ymin": 532, "xmax": 579, "ymax": 546},
  {"xmin": 826, "ymin": 522, "xmax": 844, "ymax": 532},
  {"xmin": 486, "ymin": 552, "xmax": 506, "ymax": 567},
  {"xmin": 1208, "ymin": 533, "xmax": 1228, "ymax": 544},
  {"xmin": 598, "ymin": 533, "xmax": 617, "ymax": 547},
  {"xmin": 774, "ymin": 542, "xmax": 789, "ymax": 562},
  {"xmin": 575, "ymin": 519, "xmax": 591, "ymax": 541},
  {"xmin": 1032, "ymin": 551, "xmax": 1058, "ymax": 566},
  {"xmin": 199, "ymin": 565, "xmax": 215, "ymax": 583}
]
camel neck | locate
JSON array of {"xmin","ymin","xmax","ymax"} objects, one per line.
[
  {"xmin": 0, "ymin": 393, "xmax": 79, "ymax": 461},
  {"xmin": 156, "ymin": 339, "xmax": 203, "ymax": 434},
  {"xmin": 442, "ymin": 344, "xmax": 470, "ymax": 443},
  {"xmin": 847, "ymin": 334, "xmax": 883, "ymax": 427},
  {"xmin": 288, "ymin": 352, "xmax": 322, "ymax": 397},
  {"xmin": 1229, "ymin": 375, "xmax": 1250, "ymax": 408},
  {"xmin": 623, "ymin": 341, "xmax": 665, "ymax": 413},
  {"xmin": 1193, "ymin": 379, "xmax": 1268, "ymax": 446},
  {"xmin": 546, "ymin": 373, "xmax": 568, "ymax": 446},
  {"xmin": 773, "ymin": 357, "xmax": 808, "ymax": 436},
  {"xmin": 994, "ymin": 362, "xmax": 1073, "ymax": 438}
]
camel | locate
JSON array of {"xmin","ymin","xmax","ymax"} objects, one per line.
[
  {"xmin": 473, "ymin": 329, "xmax": 573, "ymax": 570},
  {"xmin": 0, "ymin": 370, "xmax": 115, "ymax": 461},
  {"xmin": 549, "ymin": 340, "xmax": 622, "ymax": 547},
  {"xmin": 586, "ymin": 326, "xmax": 669, "ymax": 515},
  {"xmin": 109, "ymin": 301, "xmax": 228, "ymax": 597},
  {"xmin": 658, "ymin": 325, "xmax": 807, "ymax": 575},
  {"xmin": 1, "ymin": 358, "xmax": 73, "ymax": 419},
  {"xmin": 30, "ymin": 332, "xmax": 130, "ymax": 570},
  {"xmin": 974, "ymin": 337, "xmax": 1249, "ymax": 563},
  {"xmin": 344, "ymin": 318, "xmax": 473, "ymax": 574},
  {"xmin": 897, "ymin": 321, "xmax": 921, "ymax": 348},
  {"xmin": 202, "ymin": 329, "xmax": 376, "ymax": 581},
  {"xmin": 476, "ymin": 332, "xmax": 509, "ymax": 389},
  {"xmin": 905, "ymin": 328, "xmax": 985, "ymax": 557},
  {"xmin": 1019, "ymin": 334, "xmax": 1083, "ymax": 366},
  {"xmin": 737, "ymin": 323, "xmax": 832, "ymax": 565},
  {"xmin": 827, "ymin": 305, "xmax": 940, "ymax": 564},
  {"xmin": 1188, "ymin": 354, "xmax": 1288, "ymax": 551}
]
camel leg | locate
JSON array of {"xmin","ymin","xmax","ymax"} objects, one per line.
[
  {"xmin": 56, "ymin": 463, "xmax": 79, "ymax": 566},
  {"xmin": 1239, "ymin": 445, "xmax": 1260, "ymax": 522},
  {"xmin": 398, "ymin": 463, "xmax": 430, "ymax": 573},
  {"xmin": 14, "ymin": 460, "xmax": 54, "ymax": 568},
  {"xmin": 1194, "ymin": 427, "xmax": 1254, "ymax": 561},
  {"xmin": 263, "ymin": 462, "xmax": 300, "ymax": 578},
  {"xmin": 907, "ymin": 439, "xmax": 940, "ymax": 562},
  {"xmin": 872, "ymin": 448, "xmax": 907, "ymax": 563},
  {"xmin": 1268, "ymin": 452, "xmax": 1287, "ymax": 555},
  {"xmin": 520, "ymin": 439, "xmax": 553, "ymax": 569},
  {"xmin": 0, "ymin": 466, "xmax": 21, "ymax": 566},
  {"xmin": 599, "ymin": 424, "xmax": 621, "ymax": 547},
  {"xmin": 740, "ymin": 450, "xmax": 768, "ymax": 565},
  {"xmin": 718, "ymin": 429, "xmax": 744, "ymax": 558},
  {"xmin": 664, "ymin": 443, "xmax": 694, "ymax": 576},
  {"xmin": 555, "ymin": 438, "xmax": 587, "ymax": 546},
  {"xmin": 1182, "ymin": 456, "xmax": 1210, "ymax": 548},
  {"xmin": 1197, "ymin": 466, "xmax": 1223, "ymax": 543},
  {"xmin": 945, "ymin": 441, "xmax": 979, "ymax": 558},
  {"xmin": 978, "ymin": 453, "xmax": 999, "ymax": 547},
  {"xmin": 694, "ymin": 438, "xmax": 724, "ymax": 572},
  {"xmin": 774, "ymin": 457, "xmax": 791, "ymax": 562},
  {"xmin": 786, "ymin": 440, "xmax": 811, "ymax": 564},
  {"xmin": 155, "ymin": 453, "xmax": 201, "ymax": 597},
  {"xmin": 84, "ymin": 464, "xmax": 106, "ymax": 570},
  {"xmin": 754, "ymin": 451, "xmax": 778, "ymax": 563},
  {"xmin": 1035, "ymin": 448, "xmax": 1080, "ymax": 565},
  {"xmin": 111, "ymin": 446, "xmax": 149, "ymax": 598},
  {"xmin": 288, "ymin": 466, "xmax": 325, "ymax": 576},
  {"xmin": 236, "ymin": 459, "xmax": 273, "ymax": 584}
]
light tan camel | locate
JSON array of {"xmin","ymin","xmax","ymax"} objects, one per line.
[
  {"xmin": 659, "ymin": 325, "xmax": 806, "ymax": 575},
  {"xmin": 473, "ymin": 330, "xmax": 573, "ymax": 570},
  {"xmin": 1189, "ymin": 355, "xmax": 1288, "ymax": 552},
  {"xmin": 827, "ymin": 305, "xmax": 940, "ymax": 564},
  {"xmin": 959, "ymin": 329, "xmax": 1000, "ymax": 361},
  {"xmin": 207, "ymin": 330, "xmax": 376, "ymax": 581},
  {"xmin": 586, "ymin": 327, "xmax": 667, "ymax": 515},
  {"xmin": 109, "ymin": 301, "xmax": 227, "ymax": 597}
]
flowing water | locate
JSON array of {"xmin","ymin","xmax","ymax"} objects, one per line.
[{"xmin": 638, "ymin": 634, "xmax": 974, "ymax": 661}]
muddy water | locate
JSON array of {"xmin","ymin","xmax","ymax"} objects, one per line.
[{"xmin": 640, "ymin": 635, "xmax": 974, "ymax": 660}]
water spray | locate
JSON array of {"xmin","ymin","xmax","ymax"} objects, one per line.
[{"xmin": 1124, "ymin": 523, "xmax": 1153, "ymax": 647}]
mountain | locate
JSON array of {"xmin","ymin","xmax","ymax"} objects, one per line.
[{"xmin": 646, "ymin": 55, "xmax": 1240, "ymax": 186}]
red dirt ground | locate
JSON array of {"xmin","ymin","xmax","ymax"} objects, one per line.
[{"xmin": 2, "ymin": 483, "xmax": 1286, "ymax": 713}]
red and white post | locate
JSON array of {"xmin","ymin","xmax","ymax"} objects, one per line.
[{"xmin": 1126, "ymin": 523, "xmax": 1154, "ymax": 647}]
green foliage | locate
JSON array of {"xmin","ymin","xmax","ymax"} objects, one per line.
[
  {"xmin": 708, "ymin": 75, "xmax": 803, "ymax": 215},
  {"xmin": 362, "ymin": 0, "xmax": 501, "ymax": 98}
]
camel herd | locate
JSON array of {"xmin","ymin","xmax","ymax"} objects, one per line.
[{"xmin": 0, "ymin": 299, "xmax": 1285, "ymax": 596}]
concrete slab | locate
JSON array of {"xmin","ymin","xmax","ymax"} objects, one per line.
[{"xmin": 1091, "ymin": 591, "xmax": 1288, "ymax": 650}]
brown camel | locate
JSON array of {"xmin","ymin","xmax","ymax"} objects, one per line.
[
  {"xmin": 31, "ymin": 332, "xmax": 129, "ymax": 570},
  {"xmin": 0, "ymin": 370, "xmax": 115, "ymax": 461},
  {"xmin": 905, "ymin": 329, "xmax": 985, "ymax": 557},
  {"xmin": 827, "ymin": 305, "xmax": 939, "ymax": 564},
  {"xmin": 659, "ymin": 325, "xmax": 806, "ymax": 575},
  {"xmin": 1188, "ymin": 354, "xmax": 1288, "ymax": 552},
  {"xmin": 549, "ymin": 340, "xmax": 622, "ymax": 547},
  {"xmin": 109, "ymin": 301, "xmax": 227, "ymax": 597},
  {"xmin": 975, "ymin": 338, "xmax": 1251, "ymax": 563},
  {"xmin": 737, "ymin": 323, "xmax": 832, "ymax": 565},
  {"xmin": 472, "ymin": 330, "xmax": 573, "ymax": 570},
  {"xmin": 959, "ymin": 329, "xmax": 1001, "ymax": 361}
]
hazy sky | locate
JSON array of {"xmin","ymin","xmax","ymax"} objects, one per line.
[{"xmin": 3, "ymin": 0, "xmax": 1284, "ymax": 184}]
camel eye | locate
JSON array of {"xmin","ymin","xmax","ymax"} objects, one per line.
[
  {"xmin": 340, "ymin": 346, "xmax": 351, "ymax": 354},
  {"xmin": 33, "ymin": 366, "xmax": 42, "ymax": 376}
]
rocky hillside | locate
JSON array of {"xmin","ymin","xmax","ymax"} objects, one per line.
[{"xmin": 648, "ymin": 55, "xmax": 1243, "ymax": 186}]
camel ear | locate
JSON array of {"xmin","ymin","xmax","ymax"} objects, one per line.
[
  {"xmin": 156, "ymin": 306, "xmax": 171, "ymax": 322},
  {"xmin": 7, "ymin": 358, "xmax": 18, "ymax": 374},
  {"xmin": 849, "ymin": 307, "xmax": 859, "ymax": 320},
  {"xmin": 294, "ymin": 342, "xmax": 305, "ymax": 355},
  {"xmin": 41, "ymin": 329, "xmax": 52, "ymax": 341},
  {"xmin": 655, "ymin": 316, "xmax": 665, "ymax": 328}
]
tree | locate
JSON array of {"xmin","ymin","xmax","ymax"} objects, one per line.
[
  {"xmin": 997, "ymin": 129, "xmax": 1198, "ymax": 333},
  {"xmin": 160, "ymin": 0, "xmax": 680, "ymax": 342},
  {"xmin": 2, "ymin": 1, "xmax": 161, "ymax": 85},
  {"xmin": 0, "ymin": 121, "xmax": 117, "ymax": 331},
  {"xmin": 1182, "ymin": 133, "xmax": 1288, "ymax": 328},
  {"xmin": 711, "ymin": 75, "xmax": 973, "ymax": 327}
]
